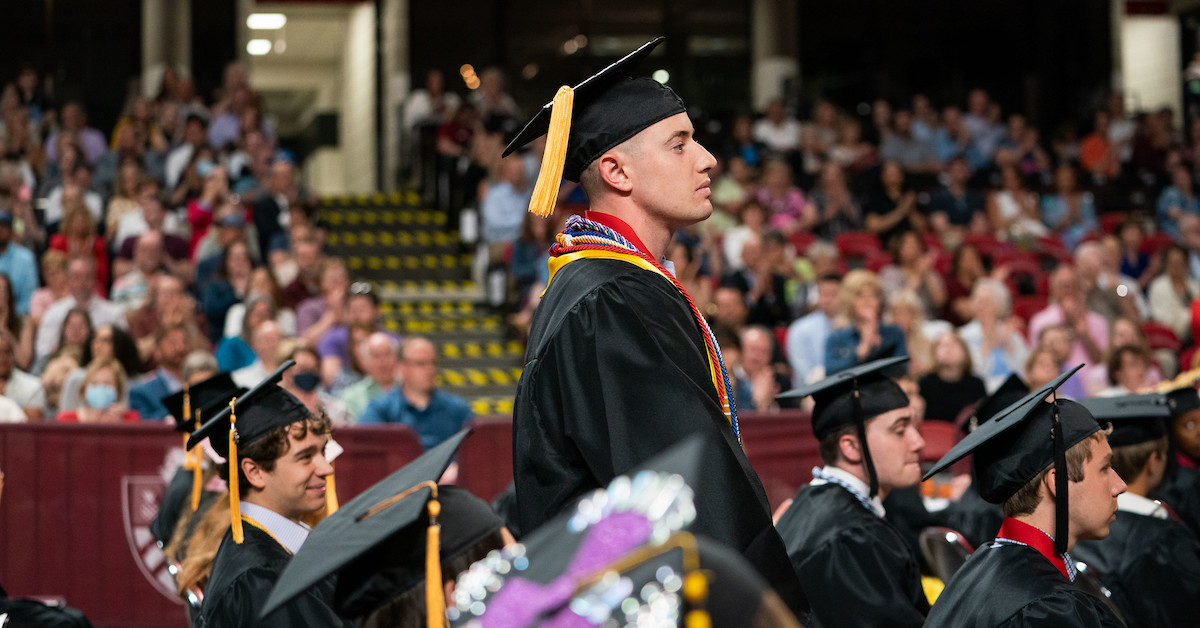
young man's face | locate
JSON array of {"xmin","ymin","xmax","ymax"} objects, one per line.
[
  {"xmin": 1068, "ymin": 436, "xmax": 1125, "ymax": 544},
  {"xmin": 624, "ymin": 112, "xmax": 718, "ymax": 232},
  {"xmin": 863, "ymin": 405, "xmax": 925, "ymax": 492},
  {"xmin": 247, "ymin": 424, "xmax": 333, "ymax": 521}
]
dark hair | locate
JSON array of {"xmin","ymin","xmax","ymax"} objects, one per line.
[
  {"xmin": 96, "ymin": 323, "xmax": 146, "ymax": 377},
  {"xmin": 0, "ymin": 273, "xmax": 20, "ymax": 339},
  {"xmin": 1111, "ymin": 436, "xmax": 1168, "ymax": 484},
  {"xmin": 1003, "ymin": 432, "xmax": 1103, "ymax": 517},
  {"xmin": 818, "ymin": 424, "xmax": 858, "ymax": 466},
  {"xmin": 1106, "ymin": 344, "xmax": 1149, "ymax": 386},
  {"xmin": 219, "ymin": 409, "xmax": 333, "ymax": 495},
  {"xmin": 218, "ymin": 240, "xmax": 253, "ymax": 282},
  {"xmin": 53, "ymin": 307, "xmax": 93, "ymax": 365}
]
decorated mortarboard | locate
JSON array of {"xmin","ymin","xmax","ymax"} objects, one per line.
[
  {"xmin": 776, "ymin": 356, "xmax": 910, "ymax": 497},
  {"xmin": 447, "ymin": 435, "xmax": 795, "ymax": 627},
  {"xmin": 186, "ymin": 360, "xmax": 332, "ymax": 545},
  {"xmin": 502, "ymin": 36, "xmax": 685, "ymax": 217},
  {"xmin": 161, "ymin": 372, "xmax": 245, "ymax": 512},
  {"xmin": 260, "ymin": 429, "xmax": 474, "ymax": 626},
  {"xmin": 1077, "ymin": 394, "xmax": 1171, "ymax": 448},
  {"xmin": 963, "ymin": 374, "xmax": 1029, "ymax": 434},
  {"xmin": 924, "ymin": 366, "xmax": 1097, "ymax": 554}
]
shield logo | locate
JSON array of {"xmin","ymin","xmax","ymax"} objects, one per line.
[{"xmin": 122, "ymin": 475, "xmax": 183, "ymax": 604}]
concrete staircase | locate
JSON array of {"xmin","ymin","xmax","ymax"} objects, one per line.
[{"xmin": 319, "ymin": 193, "xmax": 522, "ymax": 417}]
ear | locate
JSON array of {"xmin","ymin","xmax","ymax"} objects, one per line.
[
  {"xmin": 443, "ymin": 578, "xmax": 456, "ymax": 604},
  {"xmin": 1044, "ymin": 467, "xmax": 1058, "ymax": 499},
  {"xmin": 241, "ymin": 457, "xmax": 269, "ymax": 491},
  {"xmin": 595, "ymin": 152, "xmax": 633, "ymax": 193},
  {"xmin": 837, "ymin": 433, "xmax": 862, "ymax": 465}
]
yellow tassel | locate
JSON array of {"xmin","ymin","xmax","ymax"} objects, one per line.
[
  {"xmin": 425, "ymin": 494, "xmax": 446, "ymax": 628},
  {"xmin": 228, "ymin": 398, "xmax": 243, "ymax": 544},
  {"xmin": 181, "ymin": 385, "xmax": 193, "ymax": 470},
  {"xmin": 324, "ymin": 464, "xmax": 339, "ymax": 515},
  {"xmin": 527, "ymin": 86, "xmax": 574, "ymax": 218},
  {"xmin": 190, "ymin": 409, "xmax": 203, "ymax": 511}
]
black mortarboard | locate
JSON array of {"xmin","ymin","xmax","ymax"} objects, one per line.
[
  {"xmin": 1078, "ymin": 394, "xmax": 1170, "ymax": 448},
  {"xmin": 1166, "ymin": 386, "xmax": 1200, "ymax": 417},
  {"xmin": 776, "ymin": 356, "xmax": 910, "ymax": 497},
  {"xmin": 261, "ymin": 429, "xmax": 474, "ymax": 624},
  {"xmin": 924, "ymin": 366, "xmax": 1097, "ymax": 553},
  {"xmin": 501, "ymin": 37, "xmax": 686, "ymax": 216},
  {"xmin": 964, "ymin": 374, "xmax": 1029, "ymax": 434},
  {"xmin": 186, "ymin": 360, "xmax": 309, "ymax": 459},
  {"xmin": 162, "ymin": 373, "xmax": 244, "ymax": 434}
]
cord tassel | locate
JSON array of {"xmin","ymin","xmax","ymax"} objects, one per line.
[
  {"xmin": 426, "ymin": 493, "xmax": 446, "ymax": 628},
  {"xmin": 324, "ymin": 464, "xmax": 339, "ymax": 515},
  {"xmin": 190, "ymin": 409, "xmax": 203, "ymax": 511},
  {"xmin": 228, "ymin": 398, "xmax": 243, "ymax": 544},
  {"xmin": 527, "ymin": 86, "xmax": 574, "ymax": 217},
  {"xmin": 181, "ymin": 385, "xmax": 193, "ymax": 470}
]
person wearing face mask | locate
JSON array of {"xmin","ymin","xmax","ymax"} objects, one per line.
[
  {"xmin": 55, "ymin": 358, "xmax": 140, "ymax": 422},
  {"xmin": 282, "ymin": 344, "xmax": 349, "ymax": 425}
]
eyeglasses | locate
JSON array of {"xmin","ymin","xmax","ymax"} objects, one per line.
[{"xmin": 350, "ymin": 281, "xmax": 373, "ymax": 296}]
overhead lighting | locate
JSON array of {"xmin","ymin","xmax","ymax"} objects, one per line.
[
  {"xmin": 247, "ymin": 39, "xmax": 273, "ymax": 56},
  {"xmin": 247, "ymin": 13, "xmax": 287, "ymax": 30},
  {"xmin": 652, "ymin": 69, "xmax": 670, "ymax": 84}
]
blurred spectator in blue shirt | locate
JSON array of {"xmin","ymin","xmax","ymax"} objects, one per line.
[{"xmin": 358, "ymin": 336, "xmax": 472, "ymax": 450}]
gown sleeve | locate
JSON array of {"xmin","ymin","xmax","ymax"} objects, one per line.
[{"xmin": 997, "ymin": 589, "xmax": 1125, "ymax": 628}]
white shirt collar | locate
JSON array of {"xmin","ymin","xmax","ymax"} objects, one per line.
[
  {"xmin": 238, "ymin": 501, "xmax": 312, "ymax": 554},
  {"xmin": 810, "ymin": 465, "xmax": 887, "ymax": 518},
  {"xmin": 1116, "ymin": 492, "xmax": 1169, "ymax": 519}
]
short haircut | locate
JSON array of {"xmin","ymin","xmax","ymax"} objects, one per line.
[
  {"xmin": 1106, "ymin": 345, "xmax": 1149, "ymax": 386},
  {"xmin": 1111, "ymin": 436, "xmax": 1168, "ymax": 484},
  {"xmin": 1002, "ymin": 431, "xmax": 1105, "ymax": 518},
  {"xmin": 818, "ymin": 424, "xmax": 858, "ymax": 467},
  {"xmin": 220, "ymin": 409, "xmax": 332, "ymax": 495},
  {"xmin": 181, "ymin": 351, "xmax": 219, "ymax": 382}
]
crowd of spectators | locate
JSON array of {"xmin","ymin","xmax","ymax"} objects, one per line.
[{"xmin": 0, "ymin": 62, "xmax": 471, "ymax": 448}]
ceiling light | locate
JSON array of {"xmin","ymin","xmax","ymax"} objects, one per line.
[
  {"xmin": 652, "ymin": 69, "xmax": 670, "ymax": 84},
  {"xmin": 247, "ymin": 13, "xmax": 287, "ymax": 30},
  {"xmin": 247, "ymin": 39, "xmax": 273, "ymax": 56}
]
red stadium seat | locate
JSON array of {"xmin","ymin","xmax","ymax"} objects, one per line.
[
  {"xmin": 1140, "ymin": 232, "xmax": 1176, "ymax": 257},
  {"xmin": 963, "ymin": 233, "xmax": 1012, "ymax": 262},
  {"xmin": 919, "ymin": 421, "xmax": 960, "ymax": 462},
  {"xmin": 1012, "ymin": 295, "xmax": 1048, "ymax": 324},
  {"xmin": 865, "ymin": 249, "xmax": 894, "ymax": 272},
  {"xmin": 1143, "ymin": 321, "xmax": 1182, "ymax": 352},
  {"xmin": 835, "ymin": 231, "xmax": 882, "ymax": 258},
  {"xmin": 1100, "ymin": 212, "xmax": 1128, "ymax": 235},
  {"xmin": 789, "ymin": 231, "xmax": 816, "ymax": 255}
]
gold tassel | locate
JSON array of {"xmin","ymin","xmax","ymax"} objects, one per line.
[
  {"xmin": 181, "ymin": 385, "xmax": 193, "ymax": 470},
  {"xmin": 425, "ymin": 493, "xmax": 445, "ymax": 628},
  {"xmin": 228, "ymin": 398, "xmax": 243, "ymax": 544},
  {"xmin": 527, "ymin": 86, "xmax": 574, "ymax": 217},
  {"xmin": 324, "ymin": 463, "xmax": 339, "ymax": 515},
  {"xmin": 190, "ymin": 409, "xmax": 204, "ymax": 511}
]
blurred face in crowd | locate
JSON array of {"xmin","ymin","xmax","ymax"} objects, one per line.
[
  {"xmin": 766, "ymin": 100, "xmax": 786, "ymax": 124},
  {"xmin": 91, "ymin": 325, "xmax": 115, "ymax": 363},
  {"xmin": 245, "ymin": 300, "xmax": 274, "ymax": 333},
  {"xmin": 347, "ymin": 294, "xmax": 377, "ymax": 326},
  {"xmin": 888, "ymin": 300, "xmax": 917, "ymax": 333},
  {"xmin": 1175, "ymin": 409, "xmax": 1200, "ymax": 462},
  {"xmin": 225, "ymin": 241, "xmax": 253, "ymax": 278},
  {"xmin": 134, "ymin": 232, "xmax": 164, "ymax": 275},
  {"xmin": 967, "ymin": 89, "xmax": 988, "ymax": 115},
  {"xmin": 1026, "ymin": 349, "xmax": 1061, "ymax": 390},
  {"xmin": 248, "ymin": 268, "xmax": 277, "ymax": 299},
  {"xmin": 1111, "ymin": 318, "xmax": 1141, "ymax": 348},
  {"xmin": 363, "ymin": 333, "xmax": 399, "ymax": 386},
  {"xmin": 269, "ymin": 161, "xmax": 295, "ymax": 196},
  {"xmin": 321, "ymin": 263, "xmax": 349, "ymax": 298},
  {"xmin": 1172, "ymin": 166, "xmax": 1193, "ymax": 193},
  {"xmin": 815, "ymin": 279, "xmax": 841, "ymax": 317},
  {"xmin": 881, "ymin": 161, "xmax": 904, "ymax": 189},
  {"xmin": 156, "ymin": 275, "xmax": 185, "ymax": 312},
  {"xmin": 853, "ymin": 286, "xmax": 883, "ymax": 324},
  {"xmin": 61, "ymin": 103, "xmax": 85, "ymax": 130},
  {"xmin": 1165, "ymin": 247, "xmax": 1189, "ymax": 281},
  {"xmin": 158, "ymin": 328, "xmax": 189, "ymax": 372},
  {"xmin": 67, "ymin": 259, "xmax": 96, "ymax": 303},
  {"xmin": 713, "ymin": 287, "xmax": 748, "ymax": 329},
  {"xmin": 1041, "ymin": 326, "xmax": 1072, "ymax": 363},
  {"xmin": 252, "ymin": 321, "xmax": 282, "ymax": 364},
  {"xmin": 63, "ymin": 311, "xmax": 91, "ymax": 347},
  {"xmin": 740, "ymin": 328, "xmax": 772, "ymax": 376},
  {"xmin": 294, "ymin": 240, "xmax": 322, "ymax": 278},
  {"xmin": 861, "ymin": 404, "xmax": 924, "ymax": 492},
  {"xmin": 933, "ymin": 332, "xmax": 968, "ymax": 371},
  {"xmin": 399, "ymin": 339, "xmax": 438, "ymax": 395},
  {"xmin": 1114, "ymin": 350, "xmax": 1149, "ymax": 392},
  {"xmin": 893, "ymin": 111, "xmax": 912, "ymax": 135},
  {"xmin": 762, "ymin": 160, "xmax": 791, "ymax": 191},
  {"xmin": 0, "ymin": 335, "xmax": 14, "ymax": 379}
]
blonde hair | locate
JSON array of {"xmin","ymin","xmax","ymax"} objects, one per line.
[
  {"xmin": 837, "ymin": 269, "xmax": 883, "ymax": 322},
  {"xmin": 78, "ymin": 357, "xmax": 128, "ymax": 400}
]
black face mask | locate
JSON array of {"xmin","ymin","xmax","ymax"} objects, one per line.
[{"xmin": 293, "ymin": 372, "xmax": 321, "ymax": 392}]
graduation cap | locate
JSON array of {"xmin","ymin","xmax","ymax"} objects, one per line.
[
  {"xmin": 1165, "ymin": 385, "xmax": 1200, "ymax": 417},
  {"xmin": 923, "ymin": 365, "xmax": 1097, "ymax": 554},
  {"xmin": 186, "ymin": 360, "xmax": 322, "ymax": 545},
  {"xmin": 502, "ymin": 36, "xmax": 685, "ymax": 217},
  {"xmin": 1077, "ymin": 394, "xmax": 1170, "ymax": 448},
  {"xmin": 963, "ymin": 374, "xmax": 1029, "ymax": 434},
  {"xmin": 161, "ymin": 373, "xmax": 244, "ymax": 512},
  {"xmin": 776, "ymin": 356, "xmax": 910, "ymax": 497},
  {"xmin": 260, "ymin": 429, "xmax": 476, "ymax": 626}
]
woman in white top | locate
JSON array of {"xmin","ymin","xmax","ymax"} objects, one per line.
[
  {"xmin": 987, "ymin": 164, "xmax": 1048, "ymax": 238},
  {"xmin": 957, "ymin": 278, "xmax": 1030, "ymax": 392},
  {"xmin": 1147, "ymin": 244, "xmax": 1199, "ymax": 341}
]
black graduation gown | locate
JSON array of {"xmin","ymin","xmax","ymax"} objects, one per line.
[
  {"xmin": 197, "ymin": 524, "xmax": 350, "ymax": 628},
  {"xmin": 774, "ymin": 483, "xmax": 930, "ymax": 628},
  {"xmin": 1153, "ymin": 465, "xmax": 1200, "ymax": 538},
  {"xmin": 151, "ymin": 467, "xmax": 193, "ymax": 546},
  {"xmin": 1072, "ymin": 510, "xmax": 1200, "ymax": 628},
  {"xmin": 882, "ymin": 485, "xmax": 945, "ymax": 563},
  {"xmin": 924, "ymin": 542, "xmax": 1125, "ymax": 628},
  {"xmin": 941, "ymin": 483, "xmax": 1006, "ymax": 549},
  {"xmin": 512, "ymin": 257, "xmax": 805, "ymax": 611}
]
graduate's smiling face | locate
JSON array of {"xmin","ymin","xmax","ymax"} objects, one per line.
[
  {"xmin": 1067, "ymin": 436, "xmax": 1125, "ymax": 544},
  {"xmin": 622, "ymin": 112, "xmax": 717, "ymax": 230},
  {"xmin": 244, "ymin": 424, "xmax": 333, "ymax": 521},
  {"xmin": 860, "ymin": 406, "xmax": 925, "ymax": 492}
]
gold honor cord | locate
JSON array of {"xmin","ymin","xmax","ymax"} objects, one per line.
[
  {"xmin": 573, "ymin": 532, "xmax": 712, "ymax": 628},
  {"xmin": 228, "ymin": 397, "xmax": 243, "ymax": 544},
  {"xmin": 528, "ymin": 86, "xmax": 574, "ymax": 217},
  {"xmin": 1156, "ymin": 366, "xmax": 1200, "ymax": 392},
  {"xmin": 357, "ymin": 480, "xmax": 445, "ymax": 627},
  {"xmin": 181, "ymin": 385, "xmax": 192, "ymax": 470}
]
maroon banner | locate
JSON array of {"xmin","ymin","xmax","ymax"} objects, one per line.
[{"xmin": 0, "ymin": 413, "xmax": 816, "ymax": 627}]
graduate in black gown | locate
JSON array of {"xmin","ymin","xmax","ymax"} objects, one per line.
[
  {"xmin": 505, "ymin": 37, "xmax": 803, "ymax": 611},
  {"xmin": 774, "ymin": 357, "xmax": 931, "ymax": 627},
  {"xmin": 1073, "ymin": 394, "xmax": 1200, "ymax": 628},
  {"xmin": 1153, "ymin": 385, "xmax": 1200, "ymax": 537},
  {"xmin": 923, "ymin": 368, "xmax": 1125, "ymax": 627},
  {"xmin": 187, "ymin": 362, "xmax": 350, "ymax": 627}
]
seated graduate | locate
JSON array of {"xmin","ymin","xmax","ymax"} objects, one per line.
[
  {"xmin": 186, "ymin": 360, "xmax": 351, "ymax": 628},
  {"xmin": 773, "ymin": 356, "xmax": 931, "ymax": 627},
  {"xmin": 443, "ymin": 435, "xmax": 801, "ymax": 627},
  {"xmin": 1073, "ymin": 394, "xmax": 1200, "ymax": 628},
  {"xmin": 259, "ymin": 430, "xmax": 511, "ymax": 627},
  {"xmin": 1152, "ymin": 383, "xmax": 1200, "ymax": 537},
  {"xmin": 923, "ymin": 367, "xmax": 1126, "ymax": 627}
]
